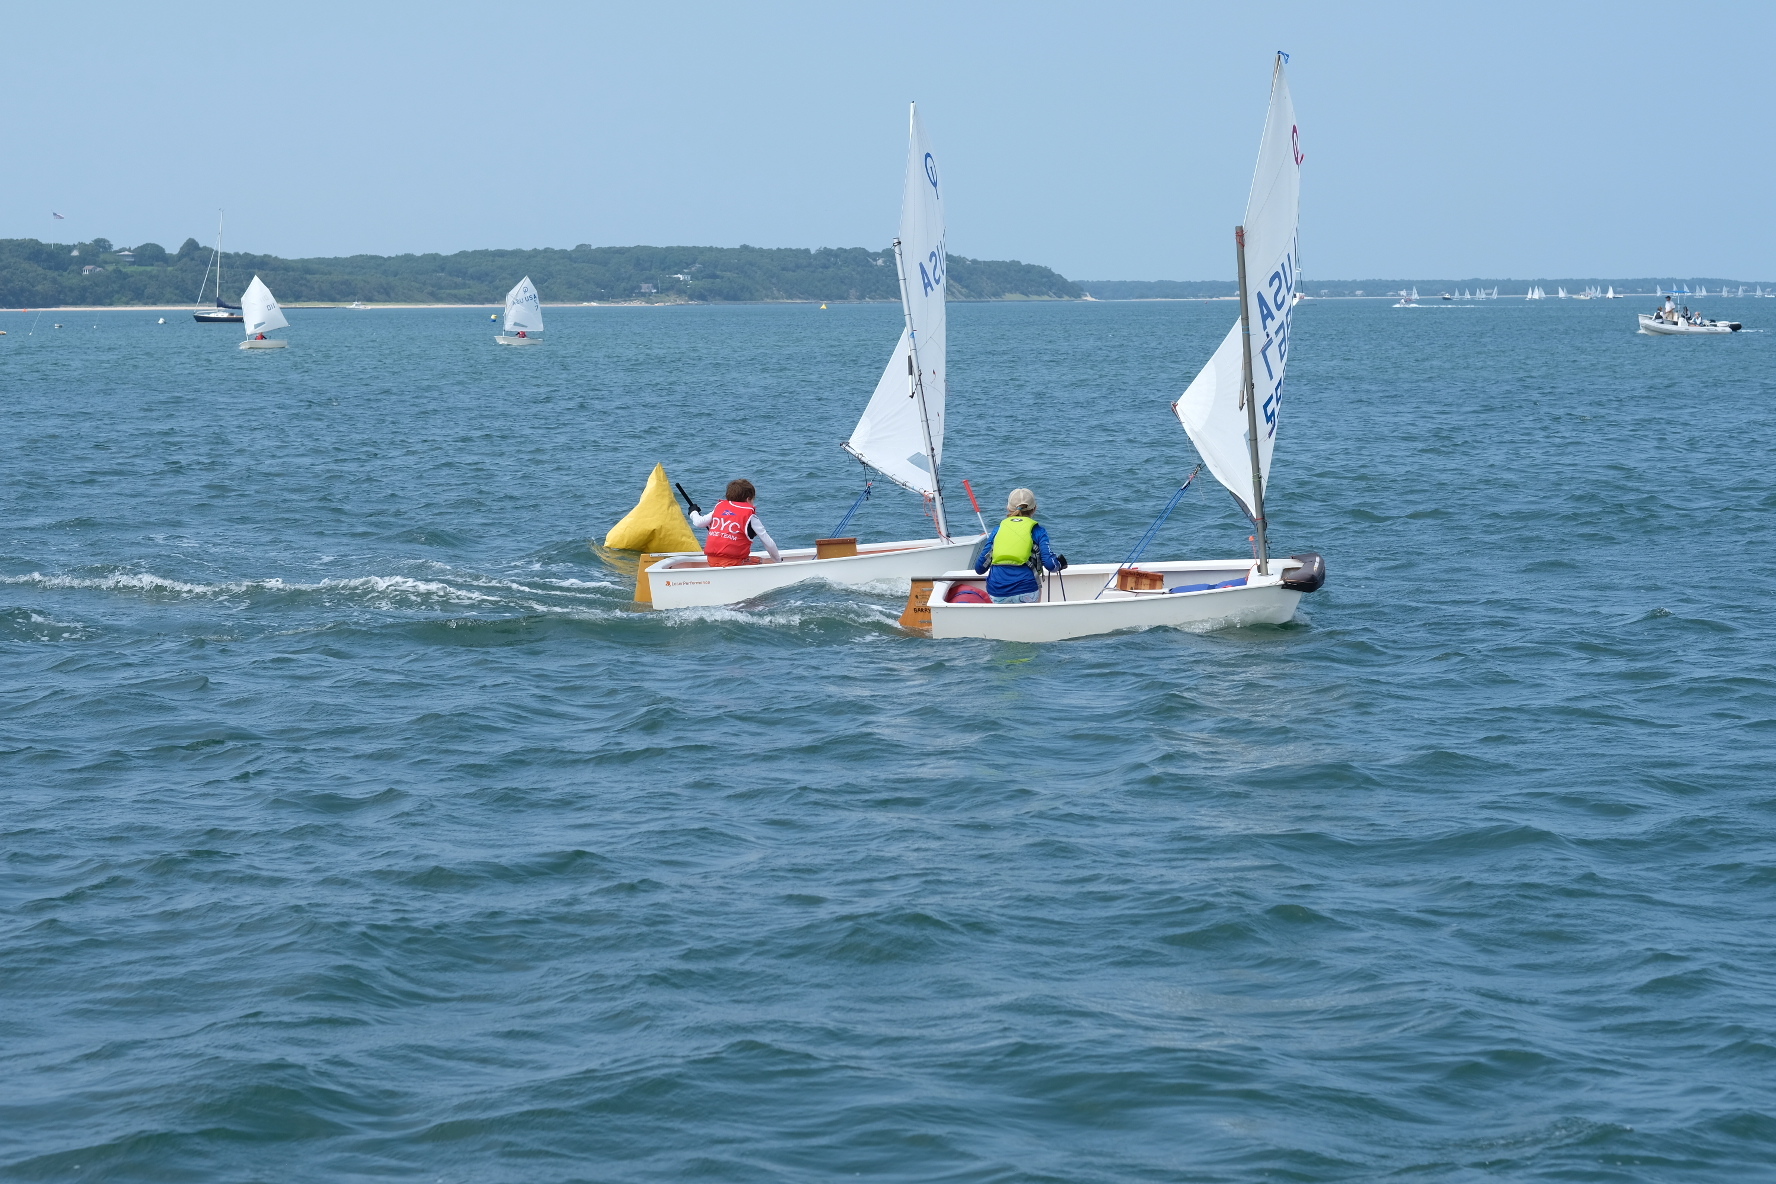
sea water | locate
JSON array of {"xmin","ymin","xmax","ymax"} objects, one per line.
[{"xmin": 1, "ymin": 298, "xmax": 1772, "ymax": 1181}]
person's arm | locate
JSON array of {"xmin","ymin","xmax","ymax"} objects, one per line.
[
  {"xmin": 973, "ymin": 526, "xmax": 998, "ymax": 574},
  {"xmin": 688, "ymin": 509, "xmax": 713, "ymax": 529},
  {"xmin": 1032, "ymin": 524, "xmax": 1060, "ymax": 571},
  {"xmin": 747, "ymin": 516, "xmax": 781, "ymax": 562}
]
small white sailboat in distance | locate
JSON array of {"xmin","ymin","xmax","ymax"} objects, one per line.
[
  {"xmin": 495, "ymin": 277, "xmax": 544, "ymax": 345},
  {"xmin": 238, "ymin": 276, "xmax": 289, "ymax": 349}
]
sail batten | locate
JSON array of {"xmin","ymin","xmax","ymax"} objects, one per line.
[
  {"xmin": 240, "ymin": 276, "xmax": 288, "ymax": 337},
  {"xmin": 845, "ymin": 104, "xmax": 947, "ymax": 530},
  {"xmin": 504, "ymin": 277, "xmax": 542, "ymax": 334},
  {"xmin": 1175, "ymin": 55, "xmax": 1301, "ymax": 518}
]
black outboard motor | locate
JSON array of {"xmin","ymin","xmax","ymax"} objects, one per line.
[{"xmin": 1282, "ymin": 552, "xmax": 1326, "ymax": 593}]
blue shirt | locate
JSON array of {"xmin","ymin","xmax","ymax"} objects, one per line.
[{"xmin": 973, "ymin": 521, "xmax": 1059, "ymax": 597}]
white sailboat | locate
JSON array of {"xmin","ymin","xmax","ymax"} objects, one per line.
[
  {"xmin": 495, "ymin": 277, "xmax": 544, "ymax": 345},
  {"xmin": 918, "ymin": 54, "xmax": 1324, "ymax": 642},
  {"xmin": 238, "ymin": 276, "xmax": 289, "ymax": 349},
  {"xmin": 644, "ymin": 104, "xmax": 982, "ymax": 610}
]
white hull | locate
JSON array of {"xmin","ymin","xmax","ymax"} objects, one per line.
[
  {"xmin": 495, "ymin": 334, "xmax": 543, "ymax": 346},
  {"xmin": 1638, "ymin": 313, "xmax": 1739, "ymax": 335},
  {"xmin": 239, "ymin": 338, "xmax": 288, "ymax": 349},
  {"xmin": 925, "ymin": 558, "xmax": 1313, "ymax": 642},
  {"xmin": 645, "ymin": 535, "xmax": 983, "ymax": 609}
]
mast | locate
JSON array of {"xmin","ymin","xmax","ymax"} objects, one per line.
[
  {"xmin": 892, "ymin": 235, "xmax": 949, "ymax": 539},
  {"xmin": 216, "ymin": 211, "xmax": 225, "ymax": 307},
  {"xmin": 1234, "ymin": 224, "xmax": 1270, "ymax": 575}
]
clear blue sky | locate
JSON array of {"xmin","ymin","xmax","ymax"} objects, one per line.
[{"xmin": 4, "ymin": 1, "xmax": 1769, "ymax": 281}]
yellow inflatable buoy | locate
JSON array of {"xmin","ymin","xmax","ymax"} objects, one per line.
[
  {"xmin": 604, "ymin": 463, "xmax": 700, "ymax": 553},
  {"xmin": 820, "ymin": 303, "xmax": 828, "ymax": 309}
]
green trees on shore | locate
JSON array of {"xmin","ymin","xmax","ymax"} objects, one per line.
[{"xmin": 0, "ymin": 239, "xmax": 1082, "ymax": 306}]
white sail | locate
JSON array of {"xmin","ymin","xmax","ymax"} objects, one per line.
[
  {"xmin": 504, "ymin": 276, "xmax": 543, "ymax": 334},
  {"xmin": 1174, "ymin": 54, "xmax": 1301, "ymax": 519},
  {"xmin": 241, "ymin": 276, "xmax": 288, "ymax": 336},
  {"xmin": 845, "ymin": 103, "xmax": 948, "ymax": 523},
  {"xmin": 1174, "ymin": 321, "xmax": 1251, "ymax": 512}
]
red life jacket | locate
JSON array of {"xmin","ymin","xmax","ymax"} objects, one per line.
[{"xmin": 703, "ymin": 499, "xmax": 756, "ymax": 561}]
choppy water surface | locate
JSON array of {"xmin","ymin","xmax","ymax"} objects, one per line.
[{"xmin": 2, "ymin": 297, "xmax": 1773, "ymax": 1182}]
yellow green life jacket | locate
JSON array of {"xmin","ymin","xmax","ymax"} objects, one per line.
[{"xmin": 989, "ymin": 516, "xmax": 1038, "ymax": 567}]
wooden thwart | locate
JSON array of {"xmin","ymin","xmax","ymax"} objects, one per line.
[
  {"xmin": 815, "ymin": 537, "xmax": 859, "ymax": 560},
  {"xmin": 1115, "ymin": 567, "xmax": 1165, "ymax": 592}
]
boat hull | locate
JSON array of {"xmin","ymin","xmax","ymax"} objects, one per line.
[
  {"xmin": 238, "ymin": 338, "xmax": 288, "ymax": 349},
  {"xmin": 644, "ymin": 536, "xmax": 983, "ymax": 609},
  {"xmin": 1638, "ymin": 313, "xmax": 1739, "ymax": 335},
  {"xmin": 195, "ymin": 312, "xmax": 243, "ymax": 324},
  {"xmin": 924, "ymin": 558, "xmax": 1309, "ymax": 642},
  {"xmin": 495, "ymin": 334, "xmax": 543, "ymax": 346}
]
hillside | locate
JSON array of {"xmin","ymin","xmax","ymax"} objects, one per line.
[{"xmin": 0, "ymin": 237, "xmax": 1082, "ymax": 306}]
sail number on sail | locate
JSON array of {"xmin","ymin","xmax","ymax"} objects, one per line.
[
  {"xmin": 1253, "ymin": 234, "xmax": 1299, "ymax": 439},
  {"xmin": 918, "ymin": 237, "xmax": 947, "ymax": 296}
]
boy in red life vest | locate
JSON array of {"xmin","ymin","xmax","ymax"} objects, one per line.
[{"xmin": 688, "ymin": 478, "xmax": 781, "ymax": 567}]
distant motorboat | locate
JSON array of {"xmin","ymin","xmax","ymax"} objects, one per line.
[
  {"xmin": 238, "ymin": 276, "xmax": 290, "ymax": 349},
  {"xmin": 348, "ymin": 301, "xmax": 369, "ymax": 310},
  {"xmin": 495, "ymin": 277, "xmax": 544, "ymax": 345},
  {"xmin": 1393, "ymin": 286, "xmax": 1419, "ymax": 307},
  {"xmin": 1639, "ymin": 304, "xmax": 1741, "ymax": 335}
]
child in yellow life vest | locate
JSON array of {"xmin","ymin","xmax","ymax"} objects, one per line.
[{"xmin": 971, "ymin": 487, "xmax": 1066, "ymax": 603}]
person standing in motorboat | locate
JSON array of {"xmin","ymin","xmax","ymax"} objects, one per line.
[
  {"xmin": 972, "ymin": 487, "xmax": 1066, "ymax": 604},
  {"xmin": 689, "ymin": 479, "xmax": 781, "ymax": 567},
  {"xmin": 1661, "ymin": 295, "xmax": 1678, "ymax": 323}
]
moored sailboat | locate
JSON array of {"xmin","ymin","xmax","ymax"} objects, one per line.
[
  {"xmin": 915, "ymin": 53, "xmax": 1324, "ymax": 642},
  {"xmin": 643, "ymin": 104, "xmax": 983, "ymax": 610},
  {"xmin": 495, "ymin": 277, "xmax": 544, "ymax": 345},
  {"xmin": 193, "ymin": 212, "xmax": 243, "ymax": 324},
  {"xmin": 238, "ymin": 276, "xmax": 289, "ymax": 349}
]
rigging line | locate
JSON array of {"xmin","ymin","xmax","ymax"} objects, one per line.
[
  {"xmin": 1093, "ymin": 466, "xmax": 1203, "ymax": 601},
  {"xmin": 829, "ymin": 467, "xmax": 875, "ymax": 538}
]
